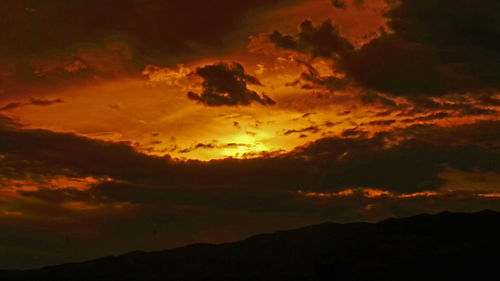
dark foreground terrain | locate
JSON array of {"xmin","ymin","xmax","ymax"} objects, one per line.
[{"xmin": 2, "ymin": 210, "xmax": 500, "ymax": 281}]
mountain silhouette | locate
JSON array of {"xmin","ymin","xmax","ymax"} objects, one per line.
[{"xmin": 2, "ymin": 210, "xmax": 500, "ymax": 281}]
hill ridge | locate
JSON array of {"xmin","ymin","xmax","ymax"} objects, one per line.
[{"xmin": 2, "ymin": 210, "xmax": 500, "ymax": 281}]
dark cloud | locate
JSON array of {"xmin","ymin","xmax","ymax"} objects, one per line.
[
  {"xmin": 178, "ymin": 143, "xmax": 217, "ymax": 153},
  {"xmin": 459, "ymin": 107, "xmax": 497, "ymax": 117},
  {"xmin": 29, "ymin": 98, "xmax": 63, "ymax": 106},
  {"xmin": 333, "ymin": 0, "xmax": 364, "ymax": 8},
  {"xmin": 299, "ymin": 72, "xmax": 348, "ymax": 92},
  {"xmin": 187, "ymin": 62, "xmax": 275, "ymax": 106},
  {"xmin": 271, "ymin": 0, "xmax": 500, "ymax": 97},
  {"xmin": 341, "ymin": 35, "xmax": 447, "ymax": 95},
  {"xmin": 477, "ymin": 95, "xmax": 500, "ymax": 106},
  {"xmin": 359, "ymin": 91, "xmax": 397, "ymax": 108},
  {"xmin": 1, "ymin": 0, "xmax": 296, "ymax": 57},
  {"xmin": 396, "ymin": 121, "xmax": 500, "ymax": 152},
  {"xmin": 332, "ymin": 0, "xmax": 346, "ymax": 9},
  {"xmin": 287, "ymin": 59, "xmax": 349, "ymax": 92},
  {"xmin": 1, "ymin": 121, "xmax": 499, "ymax": 195},
  {"xmin": 270, "ymin": 20, "xmax": 354, "ymax": 59},
  {"xmin": 361, "ymin": 119, "xmax": 396, "ymax": 126},
  {"xmin": 6, "ymin": 183, "xmax": 500, "ymax": 270},
  {"xmin": 178, "ymin": 142, "xmax": 251, "ymax": 153},
  {"xmin": 337, "ymin": 110, "xmax": 351, "ymax": 116},
  {"xmin": 0, "ymin": 113, "xmax": 19, "ymax": 127},
  {"xmin": 284, "ymin": 126, "xmax": 320, "ymax": 136},
  {"xmin": 323, "ymin": 121, "xmax": 340, "ymax": 128},
  {"xmin": 401, "ymin": 112, "xmax": 451, "ymax": 123},
  {"xmin": 0, "ymin": 0, "xmax": 298, "ymax": 98},
  {"xmin": 0, "ymin": 102, "xmax": 23, "ymax": 111},
  {"xmin": 0, "ymin": 98, "xmax": 63, "ymax": 112},
  {"xmin": 341, "ymin": 128, "xmax": 368, "ymax": 137},
  {"xmin": 402, "ymin": 96, "xmax": 498, "ymax": 116},
  {"xmin": 301, "ymin": 136, "xmax": 499, "ymax": 193},
  {"xmin": 374, "ymin": 110, "xmax": 394, "ymax": 117},
  {"xmin": 0, "ymin": 125, "xmax": 177, "ymax": 184},
  {"xmin": 1, "ymin": 121, "xmax": 500, "ymax": 269}
]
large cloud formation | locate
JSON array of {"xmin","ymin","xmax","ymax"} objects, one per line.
[
  {"xmin": 0, "ymin": 0, "xmax": 297, "ymax": 99},
  {"xmin": 1, "ymin": 120, "xmax": 499, "ymax": 195},
  {"xmin": 1, "ymin": 116, "xmax": 500, "ymax": 269},
  {"xmin": 187, "ymin": 62, "xmax": 276, "ymax": 106},
  {"xmin": 271, "ymin": 0, "xmax": 500, "ymax": 98}
]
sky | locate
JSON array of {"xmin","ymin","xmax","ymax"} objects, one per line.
[{"xmin": 1, "ymin": 0, "xmax": 500, "ymax": 269}]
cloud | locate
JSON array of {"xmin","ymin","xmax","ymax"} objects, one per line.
[
  {"xmin": 28, "ymin": 98, "xmax": 63, "ymax": 106},
  {"xmin": 341, "ymin": 127, "xmax": 368, "ymax": 137},
  {"xmin": 1, "ymin": 0, "xmax": 297, "ymax": 58},
  {"xmin": 1, "ymin": 120, "xmax": 498, "ymax": 194},
  {"xmin": 187, "ymin": 62, "xmax": 276, "ymax": 106},
  {"xmin": 0, "ymin": 0, "xmax": 299, "ymax": 99},
  {"xmin": 0, "ymin": 125, "xmax": 176, "ymax": 184},
  {"xmin": 287, "ymin": 59, "xmax": 349, "ymax": 92},
  {"xmin": 360, "ymin": 119, "xmax": 396, "ymax": 126},
  {"xmin": 396, "ymin": 121, "xmax": 500, "ymax": 152},
  {"xmin": 0, "ymin": 102, "xmax": 23, "ymax": 111},
  {"xmin": 331, "ymin": 0, "xmax": 364, "ymax": 9},
  {"xmin": 341, "ymin": 35, "xmax": 448, "ymax": 96},
  {"xmin": 270, "ymin": 20, "xmax": 354, "ymax": 59},
  {"xmin": 359, "ymin": 91, "xmax": 397, "ymax": 108},
  {"xmin": 402, "ymin": 96, "xmax": 498, "ymax": 116},
  {"xmin": 5, "ymin": 182, "xmax": 500, "ymax": 270},
  {"xmin": 178, "ymin": 142, "xmax": 252, "ymax": 154},
  {"xmin": 283, "ymin": 126, "xmax": 320, "ymax": 136},
  {"xmin": 0, "ymin": 98, "xmax": 63, "ymax": 112},
  {"xmin": 297, "ymin": 133, "xmax": 499, "ymax": 193},
  {"xmin": 332, "ymin": 0, "xmax": 346, "ymax": 9},
  {"xmin": 270, "ymin": 0, "xmax": 500, "ymax": 97},
  {"xmin": 0, "ymin": 121, "xmax": 499, "ymax": 269},
  {"xmin": 0, "ymin": 113, "xmax": 19, "ymax": 128},
  {"xmin": 400, "ymin": 112, "xmax": 451, "ymax": 123}
]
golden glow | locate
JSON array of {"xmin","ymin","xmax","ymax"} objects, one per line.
[
  {"xmin": 0, "ymin": 0, "xmax": 498, "ymax": 161},
  {"xmin": 3, "ymin": 56, "xmax": 498, "ymax": 161}
]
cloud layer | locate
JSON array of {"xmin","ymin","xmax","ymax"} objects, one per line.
[{"xmin": 271, "ymin": 0, "xmax": 500, "ymax": 98}]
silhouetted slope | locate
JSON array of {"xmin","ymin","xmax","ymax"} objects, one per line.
[{"xmin": 2, "ymin": 210, "xmax": 500, "ymax": 281}]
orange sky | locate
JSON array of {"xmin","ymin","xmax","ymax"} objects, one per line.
[
  {"xmin": 2, "ymin": 0, "xmax": 498, "ymax": 160},
  {"xmin": 2, "ymin": 0, "xmax": 395, "ymax": 160},
  {"xmin": 1, "ymin": 0, "xmax": 500, "ymax": 269}
]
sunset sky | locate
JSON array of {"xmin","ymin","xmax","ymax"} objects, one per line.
[{"xmin": 1, "ymin": 0, "xmax": 500, "ymax": 269}]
